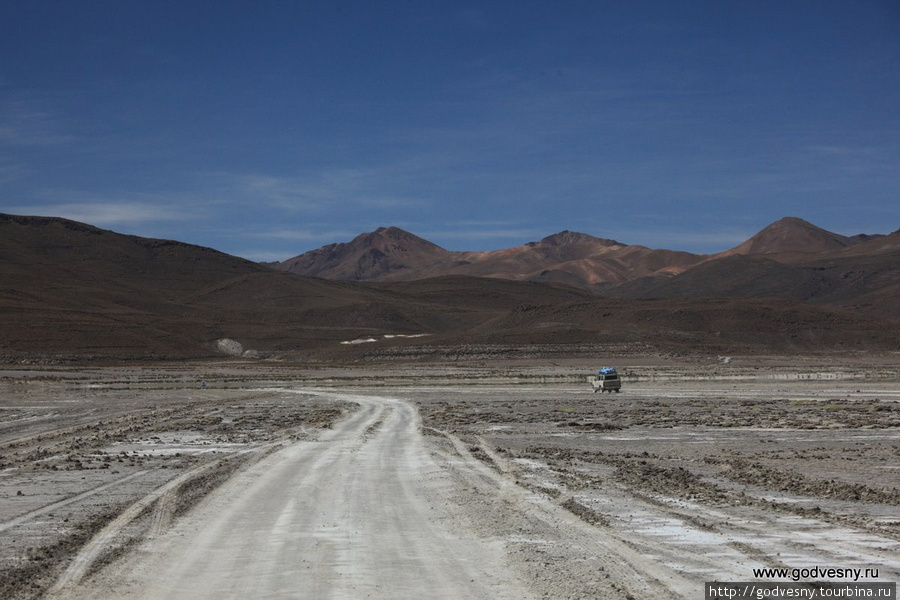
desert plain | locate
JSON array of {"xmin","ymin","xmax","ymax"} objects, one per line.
[{"xmin": 1, "ymin": 357, "xmax": 898, "ymax": 599}]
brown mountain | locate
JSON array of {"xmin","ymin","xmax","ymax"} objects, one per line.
[
  {"xmin": 278, "ymin": 228, "xmax": 705, "ymax": 286},
  {"xmin": 0, "ymin": 214, "xmax": 640, "ymax": 360},
  {"xmin": 610, "ymin": 226, "xmax": 900, "ymax": 316},
  {"xmin": 0, "ymin": 215, "xmax": 469, "ymax": 359},
  {"xmin": 277, "ymin": 217, "xmax": 900, "ymax": 316},
  {"xmin": 448, "ymin": 232, "xmax": 703, "ymax": 284},
  {"xmin": 716, "ymin": 216, "xmax": 875, "ymax": 260},
  {"xmin": 279, "ymin": 227, "xmax": 451, "ymax": 281},
  {"xmin": 2, "ymin": 213, "xmax": 897, "ymax": 361}
]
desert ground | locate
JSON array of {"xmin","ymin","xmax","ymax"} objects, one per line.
[{"xmin": 1, "ymin": 359, "xmax": 898, "ymax": 599}]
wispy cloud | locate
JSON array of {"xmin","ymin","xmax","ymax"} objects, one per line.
[
  {"xmin": 0, "ymin": 101, "xmax": 76, "ymax": 146},
  {"xmin": 615, "ymin": 228, "xmax": 753, "ymax": 252},
  {"xmin": 244, "ymin": 228, "xmax": 359, "ymax": 243},
  {"xmin": 223, "ymin": 167, "xmax": 428, "ymax": 212},
  {"xmin": 4, "ymin": 200, "xmax": 198, "ymax": 226}
]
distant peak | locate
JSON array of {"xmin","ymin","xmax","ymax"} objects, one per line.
[
  {"xmin": 721, "ymin": 216, "xmax": 852, "ymax": 257},
  {"xmin": 539, "ymin": 230, "xmax": 619, "ymax": 247},
  {"xmin": 350, "ymin": 226, "xmax": 447, "ymax": 251},
  {"xmin": 374, "ymin": 226, "xmax": 404, "ymax": 234},
  {"xmin": 367, "ymin": 226, "xmax": 435, "ymax": 241},
  {"xmin": 767, "ymin": 216, "xmax": 816, "ymax": 229},
  {"xmin": 756, "ymin": 217, "xmax": 839, "ymax": 238},
  {"xmin": 356, "ymin": 226, "xmax": 417, "ymax": 241}
]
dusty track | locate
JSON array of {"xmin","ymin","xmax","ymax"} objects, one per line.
[
  {"xmin": 52, "ymin": 392, "xmax": 536, "ymax": 599},
  {"xmin": 6, "ymin": 372, "xmax": 900, "ymax": 599}
]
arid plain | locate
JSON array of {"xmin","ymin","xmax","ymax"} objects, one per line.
[{"xmin": 2, "ymin": 359, "xmax": 898, "ymax": 599}]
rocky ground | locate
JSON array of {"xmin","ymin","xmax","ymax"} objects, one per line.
[
  {"xmin": 0, "ymin": 359, "xmax": 898, "ymax": 599},
  {"xmin": 0, "ymin": 369, "xmax": 348, "ymax": 599}
]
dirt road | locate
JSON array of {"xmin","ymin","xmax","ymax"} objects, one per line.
[
  {"xmin": 50, "ymin": 392, "xmax": 538, "ymax": 599},
  {"xmin": 15, "ymin": 377, "xmax": 900, "ymax": 599}
]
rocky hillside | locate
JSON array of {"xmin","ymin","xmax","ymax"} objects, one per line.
[
  {"xmin": 278, "ymin": 217, "xmax": 900, "ymax": 316},
  {"xmin": 278, "ymin": 228, "xmax": 704, "ymax": 285},
  {"xmin": 279, "ymin": 227, "xmax": 451, "ymax": 280},
  {"xmin": 2, "ymin": 213, "xmax": 896, "ymax": 361},
  {"xmin": 610, "ymin": 228, "xmax": 900, "ymax": 317}
]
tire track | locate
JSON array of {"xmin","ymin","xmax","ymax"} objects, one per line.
[
  {"xmin": 431, "ymin": 426, "xmax": 696, "ymax": 598},
  {"xmin": 46, "ymin": 457, "xmax": 234, "ymax": 597},
  {"xmin": 0, "ymin": 470, "xmax": 148, "ymax": 534}
]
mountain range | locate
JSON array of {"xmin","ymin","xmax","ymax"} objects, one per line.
[
  {"xmin": 277, "ymin": 217, "xmax": 900, "ymax": 316},
  {"xmin": 1, "ymin": 213, "xmax": 897, "ymax": 361},
  {"xmin": 278, "ymin": 226, "xmax": 701, "ymax": 285}
]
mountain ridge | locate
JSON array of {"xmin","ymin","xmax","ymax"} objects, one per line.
[
  {"xmin": 276, "ymin": 216, "xmax": 889, "ymax": 288},
  {"xmin": 275, "ymin": 217, "xmax": 900, "ymax": 316},
  {"xmin": 277, "ymin": 225, "xmax": 703, "ymax": 285},
  {"xmin": 2, "ymin": 212, "xmax": 898, "ymax": 360}
]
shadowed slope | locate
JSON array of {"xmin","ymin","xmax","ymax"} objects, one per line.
[
  {"xmin": 2, "ymin": 214, "xmax": 897, "ymax": 360},
  {"xmin": 609, "ymin": 229, "xmax": 900, "ymax": 316},
  {"xmin": 0, "ymin": 215, "xmax": 465, "ymax": 358}
]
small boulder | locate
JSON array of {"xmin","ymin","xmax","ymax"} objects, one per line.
[{"xmin": 216, "ymin": 338, "xmax": 243, "ymax": 356}]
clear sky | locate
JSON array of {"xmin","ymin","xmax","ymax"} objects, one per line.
[{"xmin": 2, "ymin": 1, "xmax": 898, "ymax": 260}]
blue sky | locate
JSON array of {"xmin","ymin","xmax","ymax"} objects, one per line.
[{"xmin": 1, "ymin": 1, "xmax": 898, "ymax": 260}]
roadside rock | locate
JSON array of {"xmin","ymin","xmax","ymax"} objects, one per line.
[{"xmin": 216, "ymin": 338, "xmax": 243, "ymax": 356}]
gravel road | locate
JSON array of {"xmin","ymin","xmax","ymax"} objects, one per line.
[
  {"xmin": 50, "ymin": 392, "xmax": 537, "ymax": 599},
  {"xmin": 21, "ymin": 378, "xmax": 900, "ymax": 600}
]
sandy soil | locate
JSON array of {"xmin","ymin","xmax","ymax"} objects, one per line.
[{"xmin": 1, "ymin": 362, "xmax": 898, "ymax": 599}]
